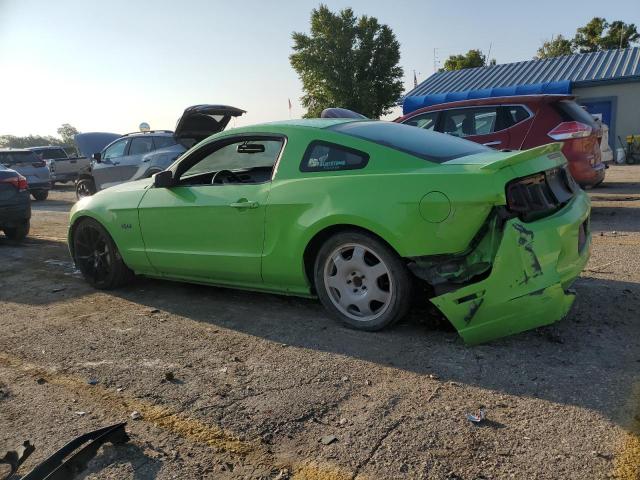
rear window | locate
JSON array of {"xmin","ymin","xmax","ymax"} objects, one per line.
[
  {"xmin": 153, "ymin": 136, "xmax": 177, "ymax": 149},
  {"xmin": 329, "ymin": 121, "xmax": 489, "ymax": 163},
  {"xmin": 0, "ymin": 151, "xmax": 39, "ymax": 165},
  {"xmin": 554, "ymin": 101, "xmax": 597, "ymax": 128},
  {"xmin": 34, "ymin": 148, "xmax": 67, "ymax": 159}
]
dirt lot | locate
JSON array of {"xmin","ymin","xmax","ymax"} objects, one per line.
[{"xmin": 1, "ymin": 166, "xmax": 639, "ymax": 480}]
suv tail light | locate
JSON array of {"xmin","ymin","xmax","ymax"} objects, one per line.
[
  {"xmin": 0, "ymin": 175, "xmax": 28, "ymax": 192},
  {"xmin": 548, "ymin": 121, "xmax": 592, "ymax": 141}
]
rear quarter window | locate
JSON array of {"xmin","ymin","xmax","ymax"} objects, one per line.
[
  {"xmin": 330, "ymin": 121, "xmax": 489, "ymax": 163},
  {"xmin": 300, "ymin": 141, "xmax": 369, "ymax": 172}
]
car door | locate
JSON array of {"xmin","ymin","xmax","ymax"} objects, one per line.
[
  {"xmin": 92, "ymin": 138, "xmax": 130, "ymax": 190},
  {"xmin": 440, "ymin": 107, "xmax": 510, "ymax": 149},
  {"xmin": 113, "ymin": 136, "xmax": 155, "ymax": 183},
  {"xmin": 137, "ymin": 135, "xmax": 285, "ymax": 285}
]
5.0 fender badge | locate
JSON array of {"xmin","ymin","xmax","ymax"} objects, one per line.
[{"xmin": 121, "ymin": 223, "xmax": 133, "ymax": 230}]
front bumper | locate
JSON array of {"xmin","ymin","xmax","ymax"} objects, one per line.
[{"xmin": 431, "ymin": 190, "xmax": 591, "ymax": 344}]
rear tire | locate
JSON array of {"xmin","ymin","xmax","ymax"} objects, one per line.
[
  {"xmin": 314, "ymin": 231, "xmax": 413, "ymax": 331},
  {"xmin": 3, "ymin": 220, "xmax": 30, "ymax": 241},
  {"xmin": 76, "ymin": 178, "xmax": 96, "ymax": 199},
  {"xmin": 72, "ymin": 218, "xmax": 133, "ymax": 289},
  {"xmin": 32, "ymin": 190, "xmax": 49, "ymax": 201}
]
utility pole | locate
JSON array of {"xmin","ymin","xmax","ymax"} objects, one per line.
[{"xmin": 433, "ymin": 48, "xmax": 439, "ymax": 72}]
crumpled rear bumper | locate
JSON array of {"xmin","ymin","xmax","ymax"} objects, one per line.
[{"xmin": 431, "ymin": 190, "xmax": 591, "ymax": 344}]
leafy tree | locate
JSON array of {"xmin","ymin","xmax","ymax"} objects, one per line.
[
  {"xmin": 536, "ymin": 35, "xmax": 574, "ymax": 59},
  {"xmin": 290, "ymin": 5, "xmax": 404, "ymax": 118},
  {"xmin": 441, "ymin": 49, "xmax": 495, "ymax": 71},
  {"xmin": 0, "ymin": 134, "xmax": 66, "ymax": 148},
  {"xmin": 57, "ymin": 123, "xmax": 80, "ymax": 145},
  {"xmin": 573, "ymin": 17, "xmax": 639, "ymax": 53}
]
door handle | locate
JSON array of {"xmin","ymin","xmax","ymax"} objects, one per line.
[
  {"xmin": 483, "ymin": 141, "xmax": 502, "ymax": 146},
  {"xmin": 230, "ymin": 200, "xmax": 259, "ymax": 209}
]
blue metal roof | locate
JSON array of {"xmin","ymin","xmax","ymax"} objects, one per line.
[{"xmin": 403, "ymin": 47, "xmax": 640, "ymax": 113}]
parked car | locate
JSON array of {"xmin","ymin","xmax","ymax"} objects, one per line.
[
  {"xmin": 0, "ymin": 149, "xmax": 51, "ymax": 200},
  {"xmin": 29, "ymin": 145, "xmax": 90, "ymax": 184},
  {"xmin": 0, "ymin": 164, "xmax": 31, "ymax": 241},
  {"xmin": 69, "ymin": 119, "xmax": 590, "ymax": 344},
  {"xmin": 591, "ymin": 116, "xmax": 614, "ymax": 164},
  {"xmin": 396, "ymin": 95, "xmax": 606, "ymax": 187},
  {"xmin": 75, "ymin": 105, "xmax": 245, "ymax": 199}
]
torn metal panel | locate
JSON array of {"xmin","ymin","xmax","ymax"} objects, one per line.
[{"xmin": 21, "ymin": 422, "xmax": 129, "ymax": 480}]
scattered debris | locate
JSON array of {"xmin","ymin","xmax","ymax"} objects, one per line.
[
  {"xmin": 365, "ymin": 379, "xmax": 372, "ymax": 386},
  {"xmin": 75, "ymin": 411, "xmax": 86, "ymax": 416},
  {"xmin": 466, "ymin": 409, "xmax": 486, "ymax": 424},
  {"xmin": 274, "ymin": 468, "xmax": 291, "ymax": 480},
  {"xmin": 164, "ymin": 371, "xmax": 175, "ymax": 382},
  {"xmin": 320, "ymin": 434, "xmax": 338, "ymax": 445},
  {"xmin": 427, "ymin": 385, "xmax": 442, "ymax": 402},
  {"xmin": 36, "ymin": 378, "xmax": 47, "ymax": 385},
  {"xmin": 0, "ymin": 440, "xmax": 35, "ymax": 479},
  {"xmin": 51, "ymin": 287, "xmax": 66, "ymax": 293},
  {"xmin": 339, "ymin": 418, "xmax": 347, "ymax": 426},
  {"xmin": 130, "ymin": 411, "xmax": 142, "ymax": 420},
  {"xmin": 19, "ymin": 423, "xmax": 129, "ymax": 479},
  {"xmin": 230, "ymin": 356, "xmax": 241, "ymax": 362},
  {"xmin": 116, "ymin": 387, "xmax": 125, "ymax": 393},
  {"xmin": 341, "ymin": 376, "xmax": 348, "ymax": 382},
  {"xmin": 87, "ymin": 378, "xmax": 99, "ymax": 386},
  {"xmin": 219, "ymin": 367, "xmax": 228, "ymax": 374},
  {"xmin": 146, "ymin": 308, "xmax": 160, "ymax": 314},
  {"xmin": 428, "ymin": 374, "xmax": 440, "ymax": 380}
]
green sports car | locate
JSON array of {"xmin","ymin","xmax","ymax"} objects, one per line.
[{"xmin": 68, "ymin": 112, "xmax": 591, "ymax": 344}]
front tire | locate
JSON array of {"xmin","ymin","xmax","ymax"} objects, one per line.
[
  {"xmin": 32, "ymin": 190, "xmax": 49, "ymax": 201},
  {"xmin": 314, "ymin": 231, "xmax": 413, "ymax": 331},
  {"xmin": 72, "ymin": 218, "xmax": 133, "ymax": 289},
  {"xmin": 76, "ymin": 178, "xmax": 96, "ymax": 199},
  {"xmin": 3, "ymin": 220, "xmax": 30, "ymax": 241}
]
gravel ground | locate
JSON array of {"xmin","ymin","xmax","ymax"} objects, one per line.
[{"xmin": 1, "ymin": 166, "xmax": 639, "ymax": 480}]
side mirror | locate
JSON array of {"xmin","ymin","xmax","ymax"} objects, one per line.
[
  {"xmin": 153, "ymin": 170, "xmax": 174, "ymax": 188},
  {"xmin": 92, "ymin": 152, "xmax": 102, "ymax": 163}
]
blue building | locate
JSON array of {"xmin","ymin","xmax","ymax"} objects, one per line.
[{"xmin": 403, "ymin": 47, "xmax": 640, "ymax": 147}]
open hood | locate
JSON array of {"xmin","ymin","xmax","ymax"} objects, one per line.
[
  {"xmin": 174, "ymin": 104, "xmax": 246, "ymax": 146},
  {"xmin": 74, "ymin": 132, "xmax": 121, "ymax": 157}
]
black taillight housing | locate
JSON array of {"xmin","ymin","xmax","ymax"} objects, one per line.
[{"xmin": 506, "ymin": 167, "xmax": 576, "ymax": 222}]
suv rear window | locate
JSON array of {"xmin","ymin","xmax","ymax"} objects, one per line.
[
  {"xmin": 329, "ymin": 121, "xmax": 489, "ymax": 163},
  {"xmin": 153, "ymin": 136, "xmax": 177, "ymax": 149},
  {"xmin": 554, "ymin": 100, "xmax": 597, "ymax": 128},
  {"xmin": 0, "ymin": 151, "xmax": 39, "ymax": 165}
]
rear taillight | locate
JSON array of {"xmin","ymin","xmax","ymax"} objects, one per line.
[
  {"xmin": 548, "ymin": 121, "xmax": 592, "ymax": 141},
  {"xmin": 0, "ymin": 175, "xmax": 28, "ymax": 192}
]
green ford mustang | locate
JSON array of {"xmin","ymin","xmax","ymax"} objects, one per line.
[{"xmin": 68, "ymin": 117, "xmax": 591, "ymax": 344}]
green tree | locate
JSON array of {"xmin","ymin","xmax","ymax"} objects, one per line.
[
  {"xmin": 573, "ymin": 17, "xmax": 639, "ymax": 52},
  {"xmin": 290, "ymin": 5, "xmax": 404, "ymax": 118},
  {"xmin": 536, "ymin": 35, "xmax": 575, "ymax": 59},
  {"xmin": 441, "ymin": 49, "xmax": 495, "ymax": 71},
  {"xmin": 56, "ymin": 123, "xmax": 80, "ymax": 145},
  {"xmin": 0, "ymin": 134, "xmax": 66, "ymax": 148}
]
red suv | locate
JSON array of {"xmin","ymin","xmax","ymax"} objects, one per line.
[{"xmin": 396, "ymin": 95, "xmax": 606, "ymax": 187}]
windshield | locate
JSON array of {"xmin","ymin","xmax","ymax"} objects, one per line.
[{"xmin": 329, "ymin": 121, "xmax": 489, "ymax": 163}]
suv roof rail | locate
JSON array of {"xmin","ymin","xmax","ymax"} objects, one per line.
[{"xmin": 121, "ymin": 130, "xmax": 174, "ymax": 137}]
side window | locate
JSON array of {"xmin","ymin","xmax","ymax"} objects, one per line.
[
  {"xmin": 152, "ymin": 136, "xmax": 177, "ymax": 150},
  {"xmin": 103, "ymin": 139, "xmax": 129, "ymax": 161},
  {"xmin": 129, "ymin": 137, "xmax": 154, "ymax": 155},
  {"xmin": 300, "ymin": 141, "xmax": 369, "ymax": 172},
  {"xmin": 180, "ymin": 138, "xmax": 284, "ymax": 183},
  {"xmin": 441, "ymin": 107, "xmax": 498, "ymax": 137},
  {"xmin": 402, "ymin": 112, "xmax": 438, "ymax": 130},
  {"xmin": 501, "ymin": 106, "xmax": 531, "ymax": 129}
]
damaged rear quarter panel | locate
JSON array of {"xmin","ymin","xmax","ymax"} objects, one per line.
[{"xmin": 431, "ymin": 190, "xmax": 591, "ymax": 344}]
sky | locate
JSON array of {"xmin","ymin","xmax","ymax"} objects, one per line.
[{"xmin": 0, "ymin": 0, "xmax": 638, "ymax": 137}]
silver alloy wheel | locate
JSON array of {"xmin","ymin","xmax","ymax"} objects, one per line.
[{"xmin": 323, "ymin": 243, "xmax": 393, "ymax": 322}]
